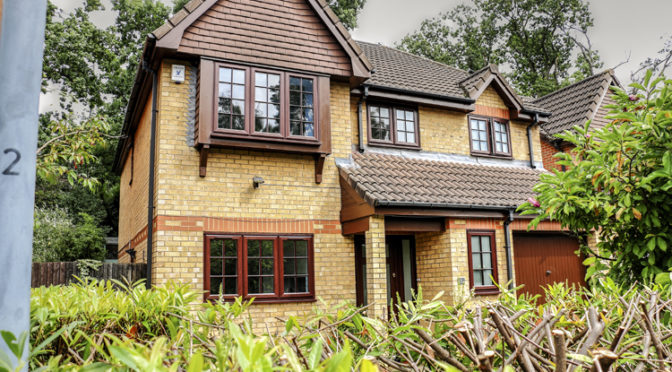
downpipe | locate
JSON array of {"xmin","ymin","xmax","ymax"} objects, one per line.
[
  {"xmin": 143, "ymin": 59, "xmax": 158, "ymax": 288},
  {"xmin": 357, "ymin": 86, "xmax": 369, "ymax": 153},
  {"xmin": 504, "ymin": 209, "xmax": 515, "ymax": 290},
  {"xmin": 526, "ymin": 113, "xmax": 539, "ymax": 169}
]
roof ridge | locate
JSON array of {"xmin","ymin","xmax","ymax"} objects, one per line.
[
  {"xmin": 534, "ymin": 69, "xmax": 615, "ymax": 103},
  {"xmin": 355, "ymin": 39, "xmax": 469, "ymax": 76}
]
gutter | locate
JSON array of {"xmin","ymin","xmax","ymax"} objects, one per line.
[
  {"xmin": 357, "ymin": 86, "xmax": 369, "ymax": 152},
  {"xmin": 142, "ymin": 51, "xmax": 159, "ymax": 288},
  {"xmin": 503, "ymin": 209, "xmax": 515, "ymax": 289},
  {"xmin": 364, "ymin": 84, "xmax": 476, "ymax": 105},
  {"xmin": 526, "ymin": 113, "xmax": 539, "ymax": 169},
  {"xmin": 374, "ymin": 200, "xmax": 512, "ymax": 211}
]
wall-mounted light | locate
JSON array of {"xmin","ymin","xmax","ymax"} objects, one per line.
[
  {"xmin": 253, "ymin": 176, "xmax": 265, "ymax": 189},
  {"xmin": 127, "ymin": 248, "xmax": 136, "ymax": 263}
]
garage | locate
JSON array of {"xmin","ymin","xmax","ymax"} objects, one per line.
[{"xmin": 513, "ymin": 233, "xmax": 586, "ymax": 300}]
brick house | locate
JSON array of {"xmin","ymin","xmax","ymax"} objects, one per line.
[
  {"xmin": 113, "ymin": 0, "xmax": 586, "ymax": 323},
  {"xmin": 533, "ymin": 69, "xmax": 622, "ymax": 171}
]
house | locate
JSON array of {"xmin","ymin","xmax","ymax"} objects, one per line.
[
  {"xmin": 533, "ymin": 69, "xmax": 622, "ymax": 171},
  {"xmin": 113, "ymin": 0, "xmax": 586, "ymax": 324}
]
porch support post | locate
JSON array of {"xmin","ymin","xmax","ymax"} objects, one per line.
[{"xmin": 364, "ymin": 215, "xmax": 387, "ymax": 318}]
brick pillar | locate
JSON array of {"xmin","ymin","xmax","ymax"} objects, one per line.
[{"xmin": 365, "ymin": 215, "xmax": 387, "ymax": 318}]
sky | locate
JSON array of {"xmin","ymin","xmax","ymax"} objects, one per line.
[{"xmin": 42, "ymin": 0, "xmax": 672, "ymax": 111}]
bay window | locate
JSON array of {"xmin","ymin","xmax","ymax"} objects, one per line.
[{"xmin": 205, "ymin": 234, "xmax": 314, "ymax": 302}]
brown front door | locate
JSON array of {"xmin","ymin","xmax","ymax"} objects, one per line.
[
  {"xmin": 513, "ymin": 233, "xmax": 585, "ymax": 301},
  {"xmin": 386, "ymin": 235, "xmax": 417, "ymax": 309}
]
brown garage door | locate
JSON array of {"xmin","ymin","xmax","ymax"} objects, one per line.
[{"xmin": 513, "ymin": 233, "xmax": 585, "ymax": 300}]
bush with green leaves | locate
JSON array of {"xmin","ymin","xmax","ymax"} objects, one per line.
[
  {"xmin": 33, "ymin": 207, "xmax": 106, "ymax": 262},
  {"xmin": 3, "ymin": 279, "xmax": 672, "ymax": 371},
  {"xmin": 520, "ymin": 72, "xmax": 672, "ymax": 285}
]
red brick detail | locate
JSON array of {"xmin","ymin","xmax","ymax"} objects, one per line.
[
  {"xmin": 119, "ymin": 222, "xmax": 153, "ymax": 257},
  {"xmin": 541, "ymin": 138, "xmax": 573, "ymax": 171},
  {"xmin": 155, "ymin": 215, "xmax": 342, "ymax": 235},
  {"xmin": 473, "ymin": 105, "xmax": 510, "ymax": 120},
  {"xmin": 510, "ymin": 219, "xmax": 564, "ymax": 231}
]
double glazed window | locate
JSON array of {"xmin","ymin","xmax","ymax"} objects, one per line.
[
  {"xmin": 469, "ymin": 116, "xmax": 511, "ymax": 157},
  {"xmin": 368, "ymin": 104, "xmax": 419, "ymax": 147},
  {"xmin": 205, "ymin": 235, "xmax": 313, "ymax": 301},
  {"xmin": 215, "ymin": 64, "xmax": 317, "ymax": 140},
  {"xmin": 467, "ymin": 231, "xmax": 498, "ymax": 295}
]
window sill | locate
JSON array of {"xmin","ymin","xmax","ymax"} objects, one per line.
[
  {"xmin": 470, "ymin": 152, "xmax": 513, "ymax": 160},
  {"xmin": 205, "ymin": 295, "xmax": 316, "ymax": 304},
  {"xmin": 368, "ymin": 141, "xmax": 421, "ymax": 151},
  {"xmin": 473, "ymin": 287, "xmax": 500, "ymax": 296}
]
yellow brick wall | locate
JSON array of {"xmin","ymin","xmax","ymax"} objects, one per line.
[
  {"xmin": 478, "ymin": 86, "xmax": 508, "ymax": 109},
  {"xmin": 151, "ymin": 60, "xmax": 357, "ymax": 330},
  {"xmin": 365, "ymin": 215, "xmax": 387, "ymax": 318},
  {"xmin": 118, "ymin": 95, "xmax": 153, "ymax": 263}
]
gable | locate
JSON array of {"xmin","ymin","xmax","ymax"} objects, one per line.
[
  {"xmin": 165, "ymin": 0, "xmax": 360, "ymax": 77},
  {"xmin": 589, "ymin": 88, "xmax": 617, "ymax": 131}
]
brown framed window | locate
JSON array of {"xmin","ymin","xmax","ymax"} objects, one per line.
[
  {"xmin": 213, "ymin": 63, "xmax": 318, "ymax": 142},
  {"xmin": 204, "ymin": 234, "xmax": 314, "ymax": 302},
  {"xmin": 468, "ymin": 116, "xmax": 511, "ymax": 157},
  {"xmin": 368, "ymin": 104, "xmax": 419, "ymax": 148},
  {"xmin": 467, "ymin": 230, "xmax": 499, "ymax": 295},
  {"xmin": 217, "ymin": 66, "xmax": 247, "ymax": 131}
]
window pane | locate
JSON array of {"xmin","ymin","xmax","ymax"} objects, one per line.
[
  {"xmin": 407, "ymin": 133, "xmax": 415, "ymax": 143},
  {"xmin": 290, "ymin": 91, "xmax": 300, "ymax": 106},
  {"xmin": 304, "ymin": 123, "xmax": 314, "ymax": 137},
  {"xmin": 218, "ymin": 98, "xmax": 231, "ymax": 114},
  {"xmin": 472, "ymin": 254, "xmax": 481, "ymax": 270},
  {"xmin": 397, "ymin": 132, "xmax": 406, "ymax": 143},
  {"xmin": 210, "ymin": 277, "xmax": 222, "ymax": 294},
  {"xmin": 295, "ymin": 241, "xmax": 307, "ymax": 255},
  {"xmin": 296, "ymin": 258, "xmax": 307, "ymax": 274},
  {"xmin": 248, "ymin": 240, "xmax": 258, "ymax": 254},
  {"xmin": 483, "ymin": 270, "xmax": 493, "ymax": 285},
  {"xmin": 269, "ymin": 88, "xmax": 280, "ymax": 104},
  {"xmin": 474, "ymin": 271, "xmax": 483, "ymax": 286},
  {"xmin": 211, "ymin": 240, "xmax": 223, "ymax": 257},
  {"xmin": 255, "ymin": 72, "xmax": 267, "ymax": 87},
  {"xmin": 471, "ymin": 236, "xmax": 481, "ymax": 252},
  {"xmin": 269, "ymin": 104, "xmax": 280, "ymax": 119},
  {"xmin": 284, "ymin": 241, "xmax": 295, "ymax": 256},
  {"xmin": 248, "ymin": 258, "xmax": 259, "ymax": 275},
  {"xmin": 262, "ymin": 277, "xmax": 274, "ymax": 293},
  {"xmin": 302, "ymin": 93, "xmax": 313, "ymax": 107},
  {"xmin": 255, "ymin": 87, "xmax": 267, "ymax": 102},
  {"xmin": 224, "ymin": 258, "xmax": 237, "ymax": 275},
  {"xmin": 261, "ymin": 258, "xmax": 274, "ymax": 275},
  {"xmin": 224, "ymin": 240, "xmax": 236, "ymax": 256},
  {"xmin": 219, "ymin": 68, "xmax": 231, "ymax": 83},
  {"xmin": 232, "ymin": 85, "xmax": 245, "ymax": 100},
  {"xmin": 482, "ymin": 253, "xmax": 492, "ymax": 269},
  {"xmin": 290, "ymin": 77, "xmax": 301, "ymax": 90},
  {"xmin": 302, "ymin": 78, "xmax": 313, "ymax": 91},
  {"xmin": 284, "ymin": 277, "xmax": 295, "ymax": 293},
  {"xmin": 304, "ymin": 108, "xmax": 313, "ymax": 122},
  {"xmin": 210, "ymin": 258, "xmax": 223, "ymax": 276},
  {"xmin": 405, "ymin": 111, "xmax": 414, "ymax": 121},
  {"xmin": 268, "ymin": 74, "xmax": 280, "ymax": 88},
  {"xmin": 479, "ymin": 131, "xmax": 487, "ymax": 141},
  {"xmin": 370, "ymin": 106, "xmax": 379, "ymax": 116},
  {"xmin": 396, "ymin": 110, "xmax": 404, "ymax": 120},
  {"xmin": 290, "ymin": 107, "xmax": 301, "ymax": 122},
  {"xmin": 218, "ymin": 114, "xmax": 230, "ymax": 129},
  {"xmin": 268, "ymin": 119, "xmax": 280, "ymax": 133},
  {"xmin": 479, "ymin": 121, "xmax": 486, "ymax": 131},
  {"xmin": 248, "ymin": 277, "xmax": 259, "ymax": 293},
  {"xmin": 232, "ymin": 69, "xmax": 245, "ymax": 84},
  {"xmin": 255, "ymin": 102, "xmax": 267, "ymax": 117},
  {"xmin": 224, "ymin": 278, "xmax": 237, "ymax": 295},
  {"xmin": 255, "ymin": 117, "xmax": 266, "ymax": 132},
  {"xmin": 232, "ymin": 100, "xmax": 244, "ymax": 115},
  {"xmin": 284, "ymin": 258, "xmax": 295, "ymax": 274},
  {"xmin": 481, "ymin": 236, "xmax": 491, "ymax": 252},
  {"xmin": 262, "ymin": 241, "xmax": 273, "ymax": 256},
  {"xmin": 296, "ymin": 277, "xmax": 307, "ymax": 292},
  {"xmin": 503, "ymin": 144, "xmax": 508, "ymax": 153},
  {"xmin": 291, "ymin": 121, "xmax": 301, "ymax": 135},
  {"xmin": 219, "ymin": 84, "xmax": 231, "ymax": 98},
  {"xmin": 232, "ymin": 115, "xmax": 245, "ymax": 130}
]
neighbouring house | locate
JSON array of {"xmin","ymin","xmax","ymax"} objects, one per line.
[
  {"xmin": 533, "ymin": 69, "xmax": 623, "ymax": 171},
  {"xmin": 113, "ymin": 0, "xmax": 587, "ymax": 325}
]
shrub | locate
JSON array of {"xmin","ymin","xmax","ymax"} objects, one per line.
[{"xmin": 33, "ymin": 207, "xmax": 106, "ymax": 262}]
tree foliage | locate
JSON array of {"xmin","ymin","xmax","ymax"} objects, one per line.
[
  {"xmin": 397, "ymin": 0, "xmax": 603, "ymax": 97},
  {"xmin": 327, "ymin": 0, "xmax": 366, "ymax": 30},
  {"xmin": 519, "ymin": 72, "xmax": 672, "ymax": 284},
  {"xmin": 33, "ymin": 208, "xmax": 106, "ymax": 262}
]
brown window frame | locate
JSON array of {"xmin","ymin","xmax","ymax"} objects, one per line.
[
  {"xmin": 212, "ymin": 62, "xmax": 319, "ymax": 145},
  {"xmin": 204, "ymin": 234, "xmax": 315, "ymax": 303},
  {"xmin": 367, "ymin": 103, "xmax": 420, "ymax": 149},
  {"xmin": 468, "ymin": 115, "xmax": 512, "ymax": 158},
  {"xmin": 467, "ymin": 230, "xmax": 499, "ymax": 295}
]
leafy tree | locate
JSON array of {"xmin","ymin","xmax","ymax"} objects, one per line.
[
  {"xmin": 519, "ymin": 72, "xmax": 672, "ymax": 284},
  {"xmin": 33, "ymin": 207, "xmax": 106, "ymax": 262},
  {"xmin": 327, "ymin": 0, "xmax": 366, "ymax": 30},
  {"xmin": 397, "ymin": 0, "xmax": 603, "ymax": 97}
]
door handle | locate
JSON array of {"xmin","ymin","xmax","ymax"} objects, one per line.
[
  {"xmin": 392, "ymin": 273, "xmax": 396, "ymax": 278},
  {"xmin": 546, "ymin": 270, "xmax": 551, "ymax": 276}
]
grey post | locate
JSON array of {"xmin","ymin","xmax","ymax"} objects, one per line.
[{"xmin": 0, "ymin": 0, "xmax": 48, "ymax": 368}]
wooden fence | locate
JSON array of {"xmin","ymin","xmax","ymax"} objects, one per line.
[{"xmin": 31, "ymin": 262, "xmax": 147, "ymax": 287}]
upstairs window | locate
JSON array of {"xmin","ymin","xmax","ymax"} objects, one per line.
[
  {"xmin": 368, "ymin": 104, "xmax": 419, "ymax": 148},
  {"xmin": 467, "ymin": 231, "xmax": 498, "ymax": 295},
  {"xmin": 469, "ymin": 116, "xmax": 511, "ymax": 157},
  {"xmin": 213, "ymin": 63, "xmax": 318, "ymax": 141},
  {"xmin": 205, "ymin": 235, "xmax": 314, "ymax": 302}
]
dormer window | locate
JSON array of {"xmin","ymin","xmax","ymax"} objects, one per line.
[
  {"xmin": 368, "ymin": 104, "xmax": 419, "ymax": 148},
  {"xmin": 212, "ymin": 63, "xmax": 318, "ymax": 141},
  {"xmin": 469, "ymin": 116, "xmax": 511, "ymax": 157}
]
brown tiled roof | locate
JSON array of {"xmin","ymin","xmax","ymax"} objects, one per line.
[
  {"xmin": 533, "ymin": 70, "xmax": 619, "ymax": 137},
  {"xmin": 357, "ymin": 41, "xmax": 549, "ymax": 114},
  {"xmin": 339, "ymin": 153, "xmax": 545, "ymax": 209}
]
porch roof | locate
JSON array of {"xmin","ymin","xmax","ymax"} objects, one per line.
[{"xmin": 338, "ymin": 152, "xmax": 546, "ymax": 210}]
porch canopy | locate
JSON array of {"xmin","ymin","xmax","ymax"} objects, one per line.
[{"xmin": 337, "ymin": 152, "xmax": 546, "ymax": 233}]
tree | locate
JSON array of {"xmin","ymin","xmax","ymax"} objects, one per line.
[
  {"xmin": 327, "ymin": 0, "xmax": 366, "ymax": 30},
  {"xmin": 519, "ymin": 72, "xmax": 672, "ymax": 285},
  {"xmin": 397, "ymin": 0, "xmax": 603, "ymax": 97}
]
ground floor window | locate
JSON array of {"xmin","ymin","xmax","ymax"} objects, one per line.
[
  {"xmin": 467, "ymin": 230, "xmax": 499, "ymax": 295},
  {"xmin": 204, "ymin": 234, "xmax": 314, "ymax": 302}
]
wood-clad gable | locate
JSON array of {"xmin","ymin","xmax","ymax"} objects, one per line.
[{"xmin": 176, "ymin": 0, "xmax": 353, "ymax": 77}]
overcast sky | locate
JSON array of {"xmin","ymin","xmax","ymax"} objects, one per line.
[
  {"xmin": 352, "ymin": 0, "xmax": 672, "ymax": 86},
  {"xmin": 42, "ymin": 0, "xmax": 671, "ymax": 111}
]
